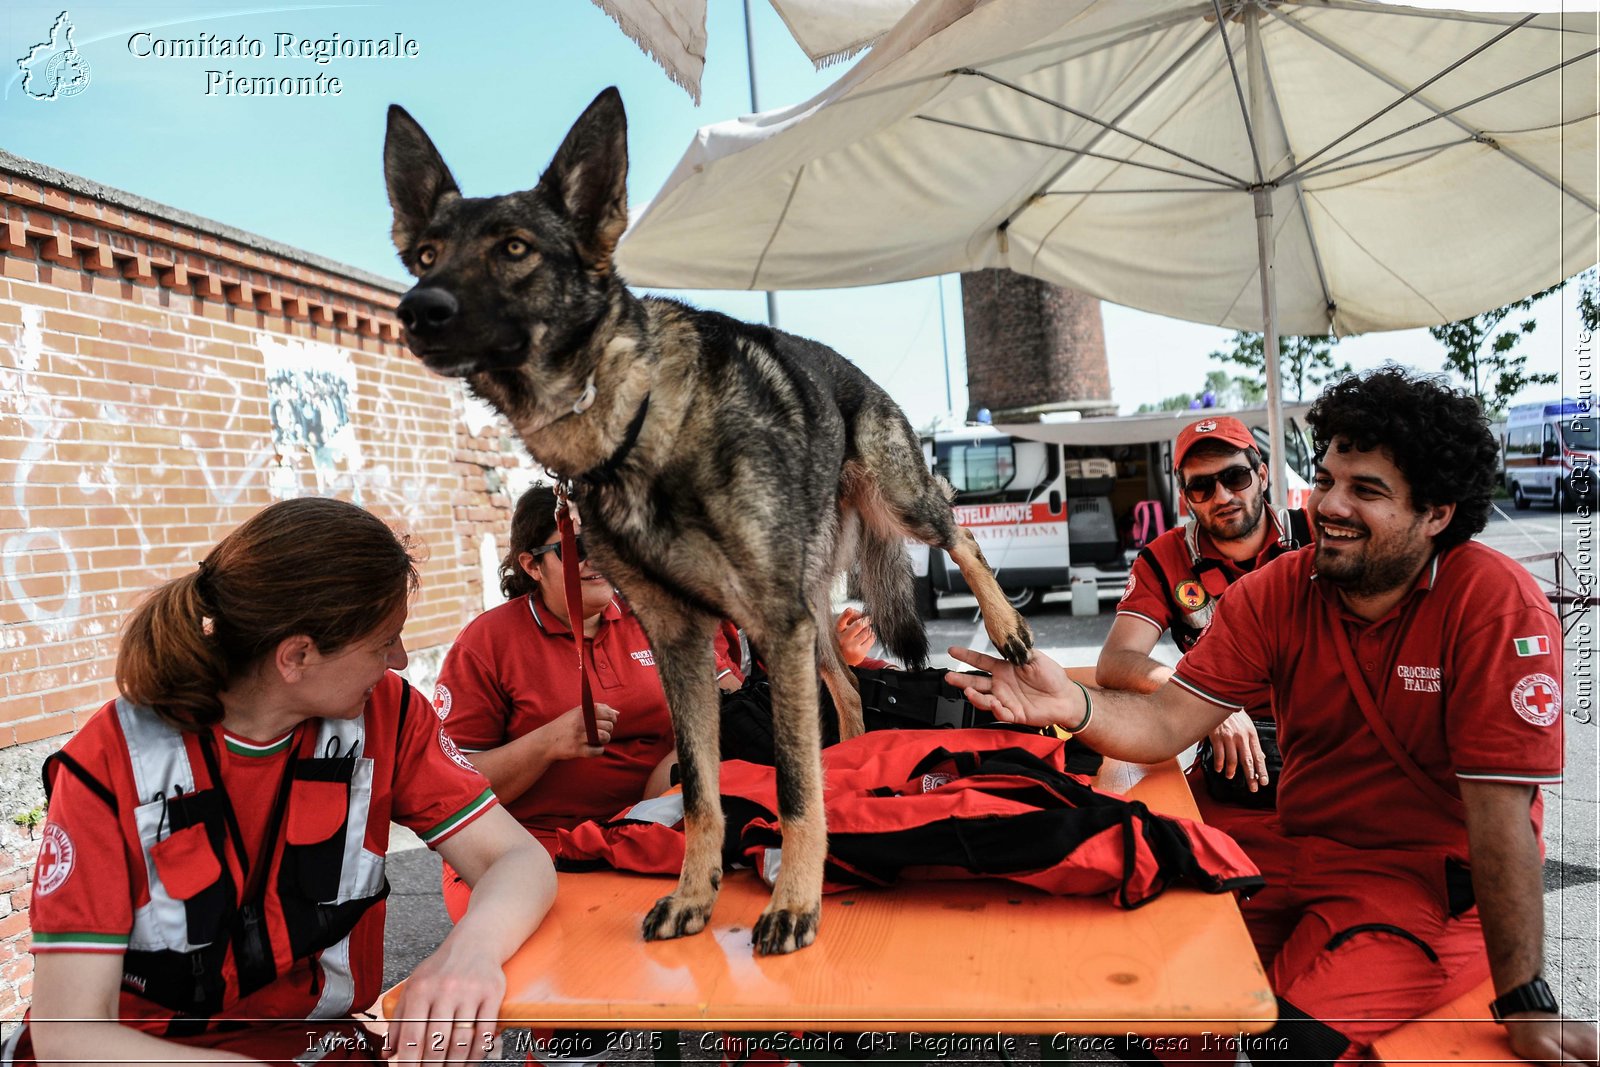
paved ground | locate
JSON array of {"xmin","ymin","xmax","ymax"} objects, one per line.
[{"xmin": 382, "ymin": 503, "xmax": 1599, "ymax": 1062}]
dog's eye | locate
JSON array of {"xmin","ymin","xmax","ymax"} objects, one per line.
[
  {"xmin": 415, "ymin": 246, "xmax": 437, "ymax": 269},
  {"xmin": 502, "ymin": 238, "xmax": 531, "ymax": 260}
]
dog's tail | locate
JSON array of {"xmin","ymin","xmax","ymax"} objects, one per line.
[{"xmin": 857, "ymin": 525, "xmax": 929, "ymax": 670}]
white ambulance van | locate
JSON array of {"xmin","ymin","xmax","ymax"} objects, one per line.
[
  {"xmin": 1502, "ymin": 398, "xmax": 1598, "ymax": 511},
  {"xmin": 910, "ymin": 404, "xmax": 1313, "ymax": 617}
]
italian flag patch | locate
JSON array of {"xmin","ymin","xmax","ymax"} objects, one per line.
[{"xmin": 1514, "ymin": 635, "xmax": 1550, "ymax": 657}]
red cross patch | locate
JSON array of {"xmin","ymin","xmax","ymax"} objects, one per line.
[
  {"xmin": 35, "ymin": 823, "xmax": 75, "ymax": 896},
  {"xmin": 1511, "ymin": 673, "xmax": 1561, "ymax": 727},
  {"xmin": 438, "ymin": 728, "xmax": 477, "ymax": 773}
]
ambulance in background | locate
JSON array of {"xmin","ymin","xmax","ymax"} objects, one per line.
[
  {"xmin": 909, "ymin": 404, "xmax": 1314, "ymax": 617},
  {"xmin": 1502, "ymin": 398, "xmax": 1597, "ymax": 511}
]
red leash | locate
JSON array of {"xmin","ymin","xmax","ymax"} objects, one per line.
[{"xmin": 555, "ymin": 487, "xmax": 602, "ymax": 746}]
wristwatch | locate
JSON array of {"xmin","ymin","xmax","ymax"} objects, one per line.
[{"xmin": 1489, "ymin": 976, "xmax": 1559, "ymax": 1021}]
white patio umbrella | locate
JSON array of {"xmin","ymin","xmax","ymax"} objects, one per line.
[
  {"xmin": 617, "ymin": 0, "xmax": 1599, "ymax": 495},
  {"xmin": 589, "ymin": 0, "xmax": 913, "ymax": 102}
]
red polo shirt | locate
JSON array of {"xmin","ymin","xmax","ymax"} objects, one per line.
[
  {"xmin": 434, "ymin": 594, "xmax": 738, "ymax": 846},
  {"xmin": 1171, "ymin": 542, "xmax": 1563, "ymax": 859}
]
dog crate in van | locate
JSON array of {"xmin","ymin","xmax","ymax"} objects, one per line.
[{"xmin": 1066, "ymin": 495, "xmax": 1120, "ymax": 564}]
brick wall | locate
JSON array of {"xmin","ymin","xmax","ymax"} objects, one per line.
[
  {"xmin": 960, "ymin": 267, "xmax": 1117, "ymax": 421},
  {"xmin": 0, "ymin": 154, "xmax": 536, "ymax": 1023}
]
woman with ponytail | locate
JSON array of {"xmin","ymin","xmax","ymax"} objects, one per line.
[{"xmin": 16, "ymin": 497, "xmax": 555, "ymax": 1067}]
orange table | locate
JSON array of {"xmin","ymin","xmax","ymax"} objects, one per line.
[{"xmin": 387, "ymin": 758, "xmax": 1276, "ymax": 1037}]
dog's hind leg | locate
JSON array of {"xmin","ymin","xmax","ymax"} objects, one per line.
[
  {"xmin": 849, "ymin": 412, "xmax": 1034, "ymax": 665},
  {"xmin": 637, "ymin": 610, "xmax": 726, "ymax": 943},
  {"xmin": 749, "ymin": 611, "xmax": 827, "ymax": 955}
]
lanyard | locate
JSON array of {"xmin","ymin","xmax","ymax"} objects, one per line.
[
  {"xmin": 196, "ymin": 728, "xmax": 303, "ymax": 900},
  {"xmin": 1326, "ymin": 603, "xmax": 1466, "ymax": 822},
  {"xmin": 555, "ymin": 488, "xmax": 602, "ymax": 747}
]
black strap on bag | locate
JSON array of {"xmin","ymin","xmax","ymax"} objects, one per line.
[
  {"xmin": 42, "ymin": 750, "xmax": 118, "ymax": 811},
  {"xmin": 718, "ymin": 667, "xmax": 1102, "ymax": 776}
]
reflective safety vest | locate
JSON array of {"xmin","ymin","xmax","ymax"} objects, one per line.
[
  {"xmin": 557, "ymin": 729, "xmax": 1263, "ymax": 908},
  {"xmin": 1136, "ymin": 507, "xmax": 1310, "ymax": 652},
  {"xmin": 41, "ymin": 695, "xmax": 395, "ymax": 1032}
]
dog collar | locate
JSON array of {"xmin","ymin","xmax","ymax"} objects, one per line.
[{"xmin": 574, "ymin": 393, "xmax": 652, "ymax": 488}]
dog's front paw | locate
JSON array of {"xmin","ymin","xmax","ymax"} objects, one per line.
[
  {"xmin": 751, "ymin": 904, "xmax": 820, "ymax": 955},
  {"xmin": 995, "ymin": 617, "xmax": 1035, "ymax": 666},
  {"xmin": 643, "ymin": 893, "xmax": 713, "ymax": 941}
]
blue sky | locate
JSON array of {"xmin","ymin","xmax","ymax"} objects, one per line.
[{"xmin": 2, "ymin": 0, "xmax": 1584, "ymax": 425}]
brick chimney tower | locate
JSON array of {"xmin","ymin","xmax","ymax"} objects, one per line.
[{"xmin": 960, "ymin": 269, "xmax": 1116, "ymax": 422}]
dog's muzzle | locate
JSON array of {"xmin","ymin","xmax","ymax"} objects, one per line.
[{"xmin": 396, "ymin": 287, "xmax": 459, "ymax": 337}]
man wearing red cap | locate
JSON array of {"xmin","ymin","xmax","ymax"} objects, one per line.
[
  {"xmin": 947, "ymin": 369, "xmax": 1589, "ymax": 1064},
  {"xmin": 1098, "ymin": 414, "xmax": 1309, "ymax": 804}
]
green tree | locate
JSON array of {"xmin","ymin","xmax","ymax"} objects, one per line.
[
  {"xmin": 1578, "ymin": 268, "xmax": 1599, "ymax": 333},
  {"xmin": 1135, "ymin": 392, "xmax": 1195, "ymax": 414},
  {"xmin": 1136, "ymin": 369, "xmax": 1268, "ymax": 413},
  {"xmin": 1429, "ymin": 284, "xmax": 1560, "ymax": 417},
  {"xmin": 1208, "ymin": 332, "xmax": 1352, "ymax": 402}
]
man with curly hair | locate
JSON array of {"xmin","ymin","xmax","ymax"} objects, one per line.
[{"xmin": 947, "ymin": 367, "xmax": 1593, "ymax": 1065}]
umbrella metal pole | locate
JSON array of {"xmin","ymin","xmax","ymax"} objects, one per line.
[
  {"xmin": 1245, "ymin": 9, "xmax": 1288, "ymax": 505},
  {"xmin": 743, "ymin": 0, "xmax": 780, "ymax": 328},
  {"xmin": 1254, "ymin": 186, "xmax": 1288, "ymax": 506}
]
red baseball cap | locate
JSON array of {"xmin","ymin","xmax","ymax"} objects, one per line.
[{"xmin": 1174, "ymin": 416, "xmax": 1256, "ymax": 471}]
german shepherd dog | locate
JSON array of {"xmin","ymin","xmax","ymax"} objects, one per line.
[{"xmin": 384, "ymin": 88, "xmax": 1034, "ymax": 954}]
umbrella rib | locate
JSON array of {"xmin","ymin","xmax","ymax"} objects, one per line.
[
  {"xmin": 949, "ymin": 0, "xmax": 1215, "ymax": 91},
  {"xmin": 1313, "ymin": 199, "xmax": 1451, "ymax": 324},
  {"xmin": 748, "ymin": 167, "xmax": 807, "ymax": 292},
  {"xmin": 957, "ymin": 69, "xmax": 1248, "ymax": 186},
  {"xmin": 1277, "ymin": 32, "xmax": 1600, "ymax": 215},
  {"xmin": 1276, "ymin": 11, "xmax": 1536, "ymax": 182},
  {"xmin": 997, "ymin": 20, "xmax": 1225, "ymax": 232},
  {"xmin": 1215, "ymin": 196, "xmax": 1315, "ymax": 328},
  {"xmin": 1298, "ymin": 138, "xmax": 1471, "ymax": 186},
  {"xmin": 1294, "ymin": 0, "xmax": 1587, "ymax": 37},
  {"xmin": 1208, "ymin": 0, "xmax": 1266, "ymax": 186},
  {"xmin": 915, "ymin": 115, "xmax": 1242, "ymax": 190},
  {"xmin": 1040, "ymin": 187, "xmax": 1235, "ymax": 195}
]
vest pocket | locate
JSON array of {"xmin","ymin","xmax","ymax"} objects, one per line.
[
  {"xmin": 282, "ymin": 765, "xmax": 353, "ymax": 903},
  {"xmin": 279, "ymin": 757, "xmax": 385, "ymax": 961},
  {"xmin": 132, "ymin": 791, "xmax": 231, "ymax": 951},
  {"xmin": 149, "ymin": 824, "xmax": 222, "ymax": 900}
]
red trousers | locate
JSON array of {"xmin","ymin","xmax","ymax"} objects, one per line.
[{"xmin": 1153, "ymin": 790, "xmax": 1489, "ymax": 1063}]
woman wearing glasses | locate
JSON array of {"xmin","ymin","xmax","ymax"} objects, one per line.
[
  {"xmin": 432, "ymin": 485, "xmax": 741, "ymax": 921},
  {"xmin": 1097, "ymin": 416, "xmax": 1312, "ymax": 810}
]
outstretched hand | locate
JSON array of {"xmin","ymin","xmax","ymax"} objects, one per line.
[{"xmin": 945, "ymin": 645, "xmax": 1085, "ymax": 731}]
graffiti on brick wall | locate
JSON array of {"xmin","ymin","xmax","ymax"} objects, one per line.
[
  {"xmin": 3, "ymin": 308, "xmax": 82, "ymax": 633},
  {"xmin": 1, "ymin": 310, "xmax": 453, "ymax": 649}
]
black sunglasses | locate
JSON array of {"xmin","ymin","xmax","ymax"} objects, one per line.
[
  {"xmin": 529, "ymin": 534, "xmax": 588, "ymax": 562},
  {"xmin": 1182, "ymin": 464, "xmax": 1255, "ymax": 504}
]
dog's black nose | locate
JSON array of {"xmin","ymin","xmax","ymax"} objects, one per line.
[{"xmin": 397, "ymin": 288, "xmax": 458, "ymax": 334}]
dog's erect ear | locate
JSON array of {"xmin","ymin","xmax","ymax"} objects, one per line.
[
  {"xmin": 384, "ymin": 105, "xmax": 461, "ymax": 254},
  {"xmin": 540, "ymin": 87, "xmax": 629, "ymax": 272}
]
